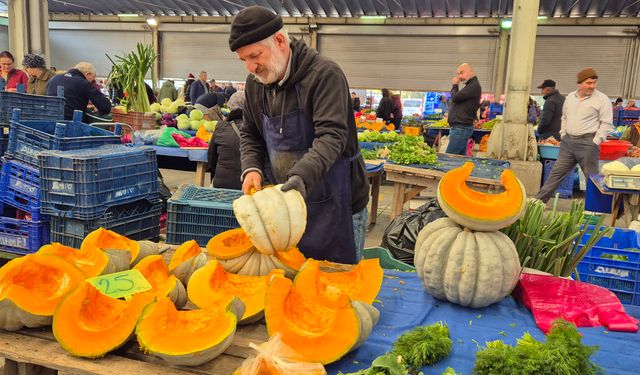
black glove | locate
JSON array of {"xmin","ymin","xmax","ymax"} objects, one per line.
[{"xmin": 281, "ymin": 175, "xmax": 306, "ymax": 199}]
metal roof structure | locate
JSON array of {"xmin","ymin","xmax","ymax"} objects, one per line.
[{"xmin": 28, "ymin": 0, "xmax": 640, "ymax": 18}]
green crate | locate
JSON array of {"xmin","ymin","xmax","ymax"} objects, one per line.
[{"xmin": 363, "ymin": 247, "xmax": 415, "ymax": 271}]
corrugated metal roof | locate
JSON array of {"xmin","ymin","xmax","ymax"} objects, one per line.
[{"xmin": 36, "ymin": 0, "xmax": 640, "ymax": 18}]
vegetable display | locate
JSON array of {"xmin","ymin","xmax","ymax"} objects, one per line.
[
  {"xmin": 167, "ymin": 239, "xmax": 207, "ymax": 285},
  {"xmin": 133, "ymin": 254, "xmax": 187, "ymax": 309},
  {"xmin": 37, "ymin": 242, "xmax": 122, "ymax": 277},
  {"xmin": 358, "ymin": 130, "xmax": 401, "ymax": 143},
  {"xmin": 392, "ymin": 322, "xmax": 452, "ymax": 369},
  {"xmin": 388, "ymin": 135, "xmax": 438, "ymax": 165}
]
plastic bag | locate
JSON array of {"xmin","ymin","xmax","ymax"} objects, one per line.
[
  {"xmin": 172, "ymin": 133, "xmax": 208, "ymax": 148},
  {"xmin": 156, "ymin": 127, "xmax": 190, "ymax": 148},
  {"xmin": 234, "ymin": 333, "xmax": 326, "ymax": 375},
  {"xmin": 514, "ymin": 273, "xmax": 639, "ymax": 333},
  {"xmin": 381, "ymin": 199, "xmax": 446, "ymax": 265},
  {"xmin": 196, "ymin": 125, "xmax": 212, "ymax": 143}
]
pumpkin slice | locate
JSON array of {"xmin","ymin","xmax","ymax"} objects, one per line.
[
  {"xmin": 37, "ymin": 242, "xmax": 126, "ymax": 277},
  {"xmin": 188, "ymin": 260, "xmax": 283, "ymax": 324},
  {"xmin": 0, "ymin": 254, "xmax": 86, "ymax": 331},
  {"xmin": 136, "ymin": 296, "xmax": 244, "ymax": 366},
  {"xmin": 232, "ymin": 185, "xmax": 307, "ymax": 255},
  {"xmin": 264, "ymin": 274, "xmax": 364, "ymax": 364},
  {"xmin": 53, "ymin": 282, "xmax": 155, "ymax": 358},
  {"xmin": 207, "ymin": 228, "xmax": 255, "ymax": 260},
  {"xmin": 81, "ymin": 228, "xmax": 143, "ymax": 266},
  {"xmin": 436, "ymin": 162, "xmax": 526, "ymax": 231},
  {"xmin": 294, "ymin": 259, "xmax": 383, "ymax": 305},
  {"xmin": 168, "ymin": 240, "xmax": 207, "ymax": 285},
  {"xmin": 272, "ymin": 247, "xmax": 306, "ymax": 278},
  {"xmin": 134, "ymin": 255, "xmax": 187, "ymax": 309}
]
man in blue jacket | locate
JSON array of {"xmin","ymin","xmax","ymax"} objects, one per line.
[
  {"xmin": 189, "ymin": 71, "xmax": 209, "ymax": 103},
  {"xmin": 46, "ymin": 62, "xmax": 111, "ymax": 121}
]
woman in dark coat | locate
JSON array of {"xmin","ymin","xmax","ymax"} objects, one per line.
[
  {"xmin": 207, "ymin": 91, "xmax": 245, "ymax": 189},
  {"xmin": 376, "ymin": 88, "xmax": 394, "ymax": 124}
]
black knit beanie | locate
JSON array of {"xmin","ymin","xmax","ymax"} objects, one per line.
[{"xmin": 229, "ymin": 6, "xmax": 283, "ymax": 52}]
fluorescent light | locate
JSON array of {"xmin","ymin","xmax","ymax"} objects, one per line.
[
  {"xmin": 537, "ymin": 16, "xmax": 548, "ymax": 20},
  {"xmin": 117, "ymin": 13, "xmax": 139, "ymax": 17},
  {"xmin": 360, "ymin": 15, "xmax": 387, "ymax": 20},
  {"xmin": 500, "ymin": 19, "xmax": 512, "ymax": 29},
  {"xmin": 146, "ymin": 18, "xmax": 157, "ymax": 26}
]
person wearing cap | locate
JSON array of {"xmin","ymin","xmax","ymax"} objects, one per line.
[
  {"xmin": 613, "ymin": 97, "xmax": 624, "ymax": 110},
  {"xmin": 229, "ymin": 5, "xmax": 369, "ymax": 264},
  {"xmin": 22, "ymin": 54, "xmax": 55, "ymax": 95},
  {"xmin": 207, "ymin": 91, "xmax": 246, "ymax": 189},
  {"xmin": 536, "ymin": 68, "xmax": 613, "ymax": 203},
  {"xmin": 536, "ymin": 79, "xmax": 565, "ymax": 141},
  {"xmin": 447, "ymin": 63, "xmax": 482, "ymax": 155},
  {"xmin": 193, "ymin": 92, "xmax": 225, "ymax": 122},
  {"xmin": 180, "ymin": 73, "xmax": 196, "ymax": 102}
]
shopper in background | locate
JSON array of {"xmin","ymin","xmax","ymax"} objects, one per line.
[
  {"xmin": 613, "ymin": 97, "xmax": 624, "ymax": 109},
  {"xmin": 438, "ymin": 95, "xmax": 449, "ymax": 116},
  {"xmin": 391, "ymin": 92, "xmax": 403, "ymax": 129},
  {"xmin": 189, "ymin": 71, "xmax": 209, "ymax": 103},
  {"xmin": 180, "ymin": 73, "xmax": 195, "ymax": 102},
  {"xmin": 447, "ymin": 63, "xmax": 482, "ymax": 155},
  {"xmin": 208, "ymin": 91, "xmax": 245, "ymax": 189},
  {"xmin": 223, "ymin": 83, "xmax": 237, "ymax": 101},
  {"xmin": 527, "ymin": 97, "xmax": 541, "ymax": 124},
  {"xmin": 351, "ymin": 92, "xmax": 361, "ymax": 112},
  {"xmin": 209, "ymin": 79, "xmax": 224, "ymax": 93},
  {"xmin": 193, "ymin": 92, "xmax": 225, "ymax": 122},
  {"xmin": 625, "ymin": 99, "xmax": 637, "ymax": 109},
  {"xmin": 376, "ymin": 88, "xmax": 394, "ymax": 124},
  {"xmin": 46, "ymin": 62, "xmax": 111, "ymax": 121},
  {"xmin": 536, "ymin": 68, "xmax": 613, "ymax": 203},
  {"xmin": 158, "ymin": 79, "xmax": 178, "ymax": 102},
  {"xmin": 0, "ymin": 51, "xmax": 28, "ymax": 92},
  {"xmin": 229, "ymin": 5, "xmax": 369, "ymax": 264},
  {"xmin": 536, "ymin": 79, "xmax": 565, "ymax": 141},
  {"xmin": 22, "ymin": 54, "xmax": 55, "ymax": 95}
]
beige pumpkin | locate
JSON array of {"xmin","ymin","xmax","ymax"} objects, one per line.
[{"xmin": 414, "ymin": 217, "xmax": 521, "ymax": 308}]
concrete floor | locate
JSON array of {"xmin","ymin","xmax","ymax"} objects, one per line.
[{"xmin": 160, "ymin": 168, "xmax": 593, "ymax": 250}]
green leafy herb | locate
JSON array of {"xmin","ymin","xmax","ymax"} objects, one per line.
[
  {"xmin": 392, "ymin": 321, "xmax": 453, "ymax": 370},
  {"xmin": 601, "ymin": 253, "xmax": 629, "ymax": 261},
  {"xmin": 106, "ymin": 43, "xmax": 157, "ymax": 113},
  {"xmin": 360, "ymin": 148, "xmax": 380, "ymax": 160},
  {"xmin": 358, "ymin": 130, "xmax": 401, "ymax": 143},
  {"xmin": 473, "ymin": 320, "xmax": 600, "ymax": 375},
  {"xmin": 338, "ymin": 352, "xmax": 417, "ymax": 375},
  {"xmin": 388, "ymin": 135, "xmax": 438, "ymax": 165},
  {"xmin": 442, "ymin": 368, "xmax": 460, "ymax": 375}
]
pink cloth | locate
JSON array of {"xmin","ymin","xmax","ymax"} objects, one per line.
[
  {"xmin": 514, "ymin": 273, "xmax": 639, "ymax": 333},
  {"xmin": 171, "ymin": 133, "xmax": 208, "ymax": 148}
]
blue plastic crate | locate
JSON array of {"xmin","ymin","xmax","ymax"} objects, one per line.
[
  {"xmin": 0, "ymin": 83, "xmax": 65, "ymax": 125},
  {"xmin": 0, "ymin": 215, "xmax": 49, "ymax": 255},
  {"xmin": 579, "ymin": 225, "xmax": 640, "ymax": 249},
  {"xmin": 166, "ymin": 184, "xmax": 243, "ymax": 246},
  {"xmin": 0, "ymin": 157, "xmax": 45, "ymax": 220},
  {"xmin": 39, "ymin": 145, "xmax": 158, "ymax": 220},
  {"xmin": 6, "ymin": 108, "xmax": 123, "ymax": 166},
  {"xmin": 50, "ymin": 198, "xmax": 162, "ymax": 249},
  {"xmin": 542, "ymin": 159, "xmax": 576, "ymax": 198}
]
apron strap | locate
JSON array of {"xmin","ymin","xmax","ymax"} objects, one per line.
[
  {"xmin": 349, "ymin": 151, "xmax": 361, "ymax": 162},
  {"xmin": 230, "ymin": 120, "xmax": 241, "ymax": 138}
]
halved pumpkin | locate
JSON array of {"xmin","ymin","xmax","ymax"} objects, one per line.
[
  {"xmin": 37, "ymin": 243, "xmax": 126, "ymax": 277},
  {"xmin": 168, "ymin": 240, "xmax": 208, "ymax": 285},
  {"xmin": 295, "ymin": 259, "xmax": 383, "ymax": 304},
  {"xmin": 207, "ymin": 228, "xmax": 255, "ymax": 260},
  {"xmin": 264, "ymin": 274, "xmax": 379, "ymax": 364},
  {"xmin": 272, "ymin": 247, "xmax": 307, "ymax": 277},
  {"xmin": 134, "ymin": 255, "xmax": 187, "ymax": 308},
  {"xmin": 436, "ymin": 162, "xmax": 526, "ymax": 231},
  {"xmin": 0, "ymin": 254, "xmax": 86, "ymax": 331},
  {"xmin": 81, "ymin": 228, "xmax": 158, "ymax": 266},
  {"xmin": 136, "ymin": 296, "xmax": 244, "ymax": 366},
  {"xmin": 232, "ymin": 185, "xmax": 307, "ymax": 255},
  {"xmin": 53, "ymin": 281, "xmax": 155, "ymax": 358},
  {"xmin": 188, "ymin": 260, "xmax": 283, "ymax": 324}
]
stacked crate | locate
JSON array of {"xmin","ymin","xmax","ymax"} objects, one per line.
[{"xmin": 39, "ymin": 145, "xmax": 161, "ymax": 248}]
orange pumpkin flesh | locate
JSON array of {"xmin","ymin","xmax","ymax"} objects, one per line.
[
  {"xmin": 81, "ymin": 227, "xmax": 141, "ymax": 265},
  {"xmin": 37, "ymin": 243, "xmax": 110, "ymax": 277},
  {"xmin": 0, "ymin": 254, "xmax": 86, "ymax": 329},
  {"xmin": 53, "ymin": 282, "xmax": 155, "ymax": 358},
  {"xmin": 264, "ymin": 274, "xmax": 360, "ymax": 364},
  {"xmin": 296, "ymin": 259, "xmax": 383, "ymax": 305},
  {"xmin": 134, "ymin": 255, "xmax": 185, "ymax": 306},
  {"xmin": 188, "ymin": 260, "xmax": 283, "ymax": 323},
  {"xmin": 437, "ymin": 162, "xmax": 526, "ymax": 231},
  {"xmin": 207, "ymin": 228, "xmax": 255, "ymax": 260},
  {"xmin": 274, "ymin": 247, "xmax": 306, "ymax": 271},
  {"xmin": 168, "ymin": 240, "xmax": 202, "ymax": 271}
]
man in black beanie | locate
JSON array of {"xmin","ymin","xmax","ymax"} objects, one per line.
[{"xmin": 229, "ymin": 5, "xmax": 369, "ymax": 265}]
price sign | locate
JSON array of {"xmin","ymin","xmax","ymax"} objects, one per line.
[{"xmin": 87, "ymin": 269, "xmax": 152, "ymax": 299}]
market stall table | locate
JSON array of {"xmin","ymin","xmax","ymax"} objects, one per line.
[
  {"xmin": 589, "ymin": 173, "xmax": 640, "ymax": 227},
  {"xmin": 152, "ymin": 146, "xmax": 208, "ymax": 186},
  {"xmin": 365, "ymin": 161, "xmax": 385, "ymax": 224}
]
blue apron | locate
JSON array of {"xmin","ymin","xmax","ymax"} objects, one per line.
[{"xmin": 260, "ymin": 84, "xmax": 357, "ymax": 264}]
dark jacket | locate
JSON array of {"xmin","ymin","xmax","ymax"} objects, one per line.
[
  {"xmin": 448, "ymin": 76, "xmax": 482, "ymax": 126},
  {"xmin": 537, "ymin": 90, "xmax": 565, "ymax": 140},
  {"xmin": 208, "ymin": 109, "xmax": 242, "ymax": 190},
  {"xmin": 391, "ymin": 96, "xmax": 402, "ymax": 126},
  {"xmin": 376, "ymin": 97, "xmax": 394, "ymax": 123},
  {"xmin": 190, "ymin": 80, "xmax": 209, "ymax": 104},
  {"xmin": 352, "ymin": 97, "xmax": 361, "ymax": 111},
  {"xmin": 46, "ymin": 69, "xmax": 111, "ymax": 120},
  {"xmin": 241, "ymin": 38, "xmax": 369, "ymax": 214},
  {"xmin": 183, "ymin": 79, "xmax": 195, "ymax": 102},
  {"xmin": 27, "ymin": 68, "xmax": 56, "ymax": 96}
]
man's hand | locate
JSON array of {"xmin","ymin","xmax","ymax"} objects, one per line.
[
  {"xmin": 451, "ymin": 76, "xmax": 460, "ymax": 85},
  {"xmin": 281, "ymin": 175, "xmax": 306, "ymax": 200},
  {"xmin": 242, "ymin": 171, "xmax": 262, "ymax": 195}
]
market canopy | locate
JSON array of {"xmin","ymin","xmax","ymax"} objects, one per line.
[{"xmin": 40, "ymin": 0, "xmax": 640, "ymax": 18}]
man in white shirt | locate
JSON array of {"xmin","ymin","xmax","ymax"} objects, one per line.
[{"xmin": 536, "ymin": 67, "xmax": 613, "ymax": 202}]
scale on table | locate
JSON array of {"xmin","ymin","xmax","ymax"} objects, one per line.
[{"xmin": 605, "ymin": 174, "xmax": 640, "ymax": 190}]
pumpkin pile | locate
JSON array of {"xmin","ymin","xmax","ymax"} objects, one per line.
[{"xmin": 414, "ymin": 162, "xmax": 524, "ymax": 308}]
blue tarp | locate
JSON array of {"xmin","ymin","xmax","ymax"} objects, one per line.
[{"xmin": 327, "ymin": 270, "xmax": 640, "ymax": 375}]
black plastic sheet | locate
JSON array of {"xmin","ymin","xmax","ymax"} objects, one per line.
[{"xmin": 381, "ymin": 199, "xmax": 446, "ymax": 265}]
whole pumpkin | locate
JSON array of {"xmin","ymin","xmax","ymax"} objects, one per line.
[{"xmin": 414, "ymin": 217, "xmax": 521, "ymax": 308}]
